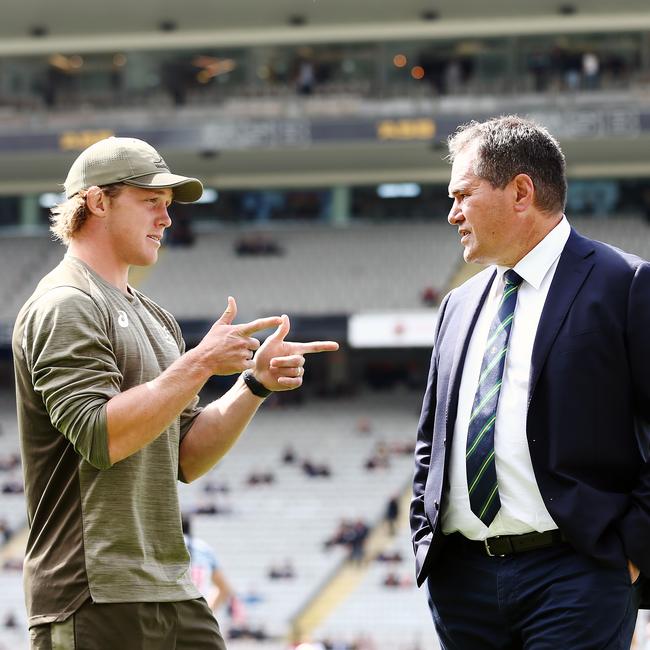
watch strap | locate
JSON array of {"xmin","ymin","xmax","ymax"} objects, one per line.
[{"xmin": 243, "ymin": 370, "xmax": 272, "ymax": 398}]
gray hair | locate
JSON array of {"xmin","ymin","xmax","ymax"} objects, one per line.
[{"xmin": 448, "ymin": 115, "xmax": 567, "ymax": 214}]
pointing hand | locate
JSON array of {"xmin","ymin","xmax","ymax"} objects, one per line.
[{"xmin": 252, "ymin": 314, "xmax": 339, "ymax": 392}]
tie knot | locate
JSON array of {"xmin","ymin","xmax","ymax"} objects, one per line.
[{"xmin": 504, "ymin": 269, "xmax": 523, "ymax": 288}]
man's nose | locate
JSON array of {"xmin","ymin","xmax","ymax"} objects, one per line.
[
  {"xmin": 448, "ymin": 201, "xmax": 462, "ymax": 225},
  {"xmin": 159, "ymin": 207, "xmax": 172, "ymax": 227}
]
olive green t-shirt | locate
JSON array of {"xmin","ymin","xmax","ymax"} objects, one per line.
[{"xmin": 12, "ymin": 255, "xmax": 202, "ymax": 627}]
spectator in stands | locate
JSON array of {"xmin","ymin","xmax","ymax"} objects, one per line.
[
  {"xmin": 245, "ymin": 469, "xmax": 275, "ymax": 486},
  {"xmin": 1, "ymin": 480, "xmax": 23, "ymax": 494},
  {"xmin": 364, "ymin": 441, "xmax": 390, "ymax": 471},
  {"xmin": 412, "ymin": 115, "xmax": 649, "ymax": 648},
  {"xmin": 0, "ymin": 518, "xmax": 11, "ymax": 543},
  {"xmin": 411, "ymin": 116, "xmax": 650, "ymax": 648},
  {"xmin": 281, "ymin": 444, "xmax": 296, "ymax": 464},
  {"xmin": 385, "ymin": 494, "xmax": 400, "ymax": 536},
  {"xmin": 182, "ymin": 514, "xmax": 238, "ymax": 613},
  {"xmin": 12, "ymin": 136, "xmax": 338, "ymax": 649},
  {"xmin": 301, "ymin": 458, "xmax": 332, "ymax": 478},
  {"xmin": 234, "ymin": 233, "xmax": 283, "ymax": 256},
  {"xmin": 268, "ymin": 558, "xmax": 296, "ymax": 580},
  {"xmin": 420, "ymin": 285, "xmax": 440, "ymax": 307}
]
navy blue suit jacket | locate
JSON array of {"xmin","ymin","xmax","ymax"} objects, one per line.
[{"xmin": 411, "ymin": 228, "xmax": 650, "ymax": 607}]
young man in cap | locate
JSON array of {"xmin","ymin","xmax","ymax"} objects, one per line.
[{"xmin": 13, "ymin": 137, "xmax": 338, "ymax": 649}]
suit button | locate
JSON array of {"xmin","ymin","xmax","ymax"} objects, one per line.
[
  {"xmin": 443, "ymin": 438, "xmax": 447, "ymax": 445},
  {"xmin": 434, "ymin": 501, "xmax": 439, "ymax": 510}
]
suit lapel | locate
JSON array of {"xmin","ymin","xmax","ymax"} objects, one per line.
[
  {"xmin": 529, "ymin": 229, "xmax": 595, "ymax": 399},
  {"xmin": 445, "ymin": 269, "xmax": 495, "ymax": 439}
]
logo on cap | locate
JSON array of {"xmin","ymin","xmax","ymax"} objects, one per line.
[{"xmin": 153, "ymin": 155, "xmax": 168, "ymax": 169}]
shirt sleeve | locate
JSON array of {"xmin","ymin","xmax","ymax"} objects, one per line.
[
  {"xmin": 171, "ymin": 323, "xmax": 203, "ymax": 443},
  {"xmin": 23, "ymin": 286, "xmax": 121, "ymax": 470}
]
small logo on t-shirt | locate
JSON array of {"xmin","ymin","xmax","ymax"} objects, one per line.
[{"xmin": 117, "ymin": 310, "xmax": 129, "ymax": 327}]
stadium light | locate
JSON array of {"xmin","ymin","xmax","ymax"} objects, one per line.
[
  {"xmin": 195, "ymin": 189, "xmax": 218, "ymax": 204},
  {"xmin": 377, "ymin": 183, "xmax": 421, "ymax": 199},
  {"xmin": 39, "ymin": 192, "xmax": 66, "ymax": 209}
]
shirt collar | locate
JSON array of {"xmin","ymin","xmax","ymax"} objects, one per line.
[{"xmin": 496, "ymin": 216, "xmax": 571, "ymax": 290}]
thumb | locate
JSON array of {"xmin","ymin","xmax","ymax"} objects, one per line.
[
  {"xmin": 217, "ymin": 296, "xmax": 237, "ymax": 325},
  {"xmin": 269, "ymin": 314, "xmax": 290, "ymax": 342}
]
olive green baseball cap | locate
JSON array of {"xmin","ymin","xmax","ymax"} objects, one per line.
[{"xmin": 64, "ymin": 136, "xmax": 203, "ymax": 203}]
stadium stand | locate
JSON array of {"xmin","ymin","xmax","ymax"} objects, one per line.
[
  {"xmin": 138, "ymin": 222, "xmax": 460, "ymax": 318},
  {"xmin": 176, "ymin": 389, "xmax": 423, "ymax": 643},
  {"xmin": 312, "ymin": 526, "xmax": 439, "ymax": 650}
]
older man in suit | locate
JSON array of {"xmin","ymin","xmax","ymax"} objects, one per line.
[{"xmin": 411, "ymin": 115, "xmax": 649, "ymax": 649}]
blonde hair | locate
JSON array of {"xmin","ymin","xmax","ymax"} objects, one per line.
[{"xmin": 50, "ymin": 183, "xmax": 124, "ymax": 245}]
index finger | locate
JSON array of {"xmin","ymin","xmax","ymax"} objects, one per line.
[
  {"xmin": 238, "ymin": 316, "xmax": 282, "ymax": 336},
  {"xmin": 289, "ymin": 341, "xmax": 339, "ymax": 355}
]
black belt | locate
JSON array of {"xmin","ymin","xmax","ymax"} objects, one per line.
[{"xmin": 453, "ymin": 529, "xmax": 567, "ymax": 557}]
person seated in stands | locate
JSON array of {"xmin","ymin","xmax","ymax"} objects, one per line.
[
  {"xmin": 3, "ymin": 611, "xmax": 18, "ymax": 629},
  {"xmin": 376, "ymin": 550, "xmax": 403, "ymax": 563},
  {"xmin": 364, "ymin": 442, "xmax": 390, "ymax": 471},
  {"xmin": 2, "ymin": 557, "xmax": 23, "ymax": 571},
  {"xmin": 420, "ymin": 285, "xmax": 440, "ymax": 306},
  {"xmin": 234, "ymin": 234, "xmax": 283, "ymax": 256},
  {"xmin": 0, "ymin": 518, "xmax": 11, "ymax": 542},
  {"xmin": 1, "ymin": 479, "xmax": 24, "ymax": 494},
  {"xmin": 245, "ymin": 469, "xmax": 275, "ymax": 486},
  {"xmin": 348, "ymin": 519, "xmax": 369, "ymax": 565},
  {"xmin": 281, "ymin": 444, "xmax": 296, "ymax": 464},
  {"xmin": 267, "ymin": 558, "xmax": 296, "ymax": 580},
  {"xmin": 228, "ymin": 623, "xmax": 269, "ymax": 641},
  {"xmin": 203, "ymin": 480, "xmax": 230, "ymax": 494},
  {"xmin": 0, "ymin": 453, "xmax": 20, "ymax": 471},
  {"xmin": 324, "ymin": 518, "xmax": 369, "ymax": 564},
  {"xmin": 301, "ymin": 458, "xmax": 331, "ymax": 478},
  {"xmin": 194, "ymin": 501, "xmax": 232, "ymax": 516}
]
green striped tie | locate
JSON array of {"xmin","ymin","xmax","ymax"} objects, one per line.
[{"xmin": 466, "ymin": 269, "xmax": 523, "ymax": 525}]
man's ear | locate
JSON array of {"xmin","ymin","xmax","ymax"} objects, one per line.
[
  {"xmin": 85, "ymin": 186, "xmax": 107, "ymax": 218},
  {"xmin": 512, "ymin": 173, "xmax": 535, "ymax": 213}
]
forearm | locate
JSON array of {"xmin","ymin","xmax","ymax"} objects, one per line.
[
  {"xmin": 106, "ymin": 347, "xmax": 211, "ymax": 464},
  {"xmin": 179, "ymin": 375, "xmax": 265, "ymax": 482}
]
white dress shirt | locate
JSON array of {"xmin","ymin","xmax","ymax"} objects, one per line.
[{"xmin": 441, "ymin": 216, "xmax": 571, "ymax": 540}]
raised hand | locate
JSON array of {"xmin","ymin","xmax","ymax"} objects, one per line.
[
  {"xmin": 195, "ymin": 297, "xmax": 282, "ymax": 376},
  {"xmin": 252, "ymin": 314, "xmax": 339, "ymax": 392}
]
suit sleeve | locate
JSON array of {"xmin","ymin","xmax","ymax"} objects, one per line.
[
  {"xmin": 616, "ymin": 261, "xmax": 650, "ymax": 574},
  {"xmin": 410, "ymin": 293, "xmax": 449, "ymax": 580}
]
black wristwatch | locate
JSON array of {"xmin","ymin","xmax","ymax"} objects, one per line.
[{"xmin": 242, "ymin": 370, "xmax": 272, "ymax": 398}]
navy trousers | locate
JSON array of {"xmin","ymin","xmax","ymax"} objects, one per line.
[{"xmin": 426, "ymin": 535, "xmax": 643, "ymax": 650}]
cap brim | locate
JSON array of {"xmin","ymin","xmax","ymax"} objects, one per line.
[{"xmin": 123, "ymin": 172, "xmax": 204, "ymax": 203}]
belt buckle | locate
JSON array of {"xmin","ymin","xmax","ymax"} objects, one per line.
[{"xmin": 484, "ymin": 536, "xmax": 504, "ymax": 557}]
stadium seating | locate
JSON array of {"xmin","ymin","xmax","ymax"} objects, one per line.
[
  {"xmin": 177, "ymin": 388, "xmax": 423, "ymax": 641},
  {"xmin": 312, "ymin": 530, "xmax": 439, "ymax": 650},
  {"xmin": 138, "ymin": 222, "xmax": 460, "ymax": 319}
]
